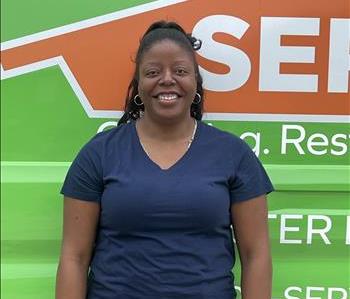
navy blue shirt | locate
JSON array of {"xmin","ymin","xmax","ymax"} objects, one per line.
[{"xmin": 61, "ymin": 120, "xmax": 274, "ymax": 299}]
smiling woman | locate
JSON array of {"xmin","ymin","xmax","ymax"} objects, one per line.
[
  {"xmin": 138, "ymin": 39, "xmax": 197, "ymax": 123},
  {"xmin": 56, "ymin": 20, "xmax": 274, "ymax": 299},
  {"xmin": 118, "ymin": 21, "xmax": 204, "ymax": 125}
]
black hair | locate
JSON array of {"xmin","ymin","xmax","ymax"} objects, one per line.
[{"xmin": 117, "ymin": 20, "xmax": 204, "ymax": 126}]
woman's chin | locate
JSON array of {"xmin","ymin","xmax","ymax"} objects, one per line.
[{"xmin": 144, "ymin": 108, "xmax": 190, "ymax": 124}]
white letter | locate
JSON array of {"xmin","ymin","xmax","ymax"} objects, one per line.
[
  {"xmin": 260, "ymin": 17, "xmax": 319, "ymax": 92},
  {"xmin": 240, "ymin": 132, "xmax": 261, "ymax": 157},
  {"xmin": 285, "ymin": 286, "xmax": 302, "ymax": 299},
  {"xmin": 281, "ymin": 125, "xmax": 306, "ymax": 154},
  {"xmin": 307, "ymin": 215, "xmax": 332, "ymax": 244},
  {"xmin": 306, "ymin": 287, "xmax": 325, "ymax": 299},
  {"xmin": 328, "ymin": 287, "xmax": 348, "ymax": 299},
  {"xmin": 268, "ymin": 213, "xmax": 278, "ymax": 220},
  {"xmin": 281, "ymin": 214, "xmax": 303, "ymax": 244},
  {"xmin": 331, "ymin": 134, "xmax": 348, "ymax": 156},
  {"xmin": 328, "ymin": 18, "xmax": 350, "ymax": 93},
  {"xmin": 97, "ymin": 121, "xmax": 118, "ymax": 133},
  {"xmin": 307, "ymin": 133, "xmax": 329, "ymax": 155},
  {"xmin": 192, "ymin": 15, "xmax": 251, "ymax": 91},
  {"xmin": 234, "ymin": 286, "xmax": 241, "ymax": 295},
  {"xmin": 346, "ymin": 216, "xmax": 350, "ymax": 245}
]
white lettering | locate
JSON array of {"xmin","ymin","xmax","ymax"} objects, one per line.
[
  {"xmin": 328, "ymin": 18, "xmax": 350, "ymax": 93},
  {"xmin": 307, "ymin": 287, "xmax": 325, "ymax": 299},
  {"xmin": 234, "ymin": 286, "xmax": 241, "ymax": 295},
  {"xmin": 285, "ymin": 286, "xmax": 303, "ymax": 299},
  {"xmin": 268, "ymin": 213, "xmax": 278, "ymax": 219},
  {"xmin": 328, "ymin": 287, "xmax": 348, "ymax": 299},
  {"xmin": 97, "ymin": 121, "xmax": 118, "ymax": 133},
  {"xmin": 240, "ymin": 131, "xmax": 261, "ymax": 156},
  {"xmin": 307, "ymin": 133, "xmax": 329, "ymax": 155},
  {"xmin": 285, "ymin": 286, "xmax": 349, "ymax": 299},
  {"xmin": 331, "ymin": 134, "xmax": 348, "ymax": 156},
  {"xmin": 281, "ymin": 125, "xmax": 306, "ymax": 154},
  {"xmin": 307, "ymin": 215, "xmax": 332, "ymax": 244},
  {"xmin": 259, "ymin": 17, "xmax": 319, "ymax": 92},
  {"xmin": 193, "ymin": 15, "xmax": 251, "ymax": 91},
  {"xmin": 280, "ymin": 214, "xmax": 303, "ymax": 244}
]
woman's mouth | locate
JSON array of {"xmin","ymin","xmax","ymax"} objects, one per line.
[{"xmin": 156, "ymin": 93, "xmax": 180, "ymax": 103}]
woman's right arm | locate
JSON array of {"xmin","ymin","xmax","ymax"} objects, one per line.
[{"xmin": 56, "ymin": 197, "xmax": 100, "ymax": 299}]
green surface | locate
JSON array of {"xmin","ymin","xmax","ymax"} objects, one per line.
[
  {"xmin": 1, "ymin": 67, "xmax": 109, "ymax": 162},
  {"xmin": 1, "ymin": 0, "xmax": 155, "ymax": 42},
  {"xmin": 1, "ymin": 0, "xmax": 349, "ymax": 298}
]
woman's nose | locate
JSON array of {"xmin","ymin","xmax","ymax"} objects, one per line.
[{"xmin": 159, "ymin": 70, "xmax": 175, "ymax": 85}]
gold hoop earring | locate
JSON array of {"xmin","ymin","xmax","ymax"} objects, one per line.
[
  {"xmin": 192, "ymin": 93, "xmax": 201, "ymax": 104},
  {"xmin": 133, "ymin": 94, "xmax": 143, "ymax": 106}
]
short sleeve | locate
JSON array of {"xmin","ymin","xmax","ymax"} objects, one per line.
[
  {"xmin": 60, "ymin": 139, "xmax": 103, "ymax": 203},
  {"xmin": 229, "ymin": 143, "xmax": 274, "ymax": 204}
]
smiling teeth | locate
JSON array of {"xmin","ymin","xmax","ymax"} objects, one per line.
[{"xmin": 158, "ymin": 94, "xmax": 178, "ymax": 101}]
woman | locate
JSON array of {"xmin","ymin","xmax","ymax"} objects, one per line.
[{"xmin": 56, "ymin": 21, "xmax": 273, "ymax": 299}]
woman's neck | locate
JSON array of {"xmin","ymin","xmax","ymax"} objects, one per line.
[{"xmin": 136, "ymin": 114, "xmax": 196, "ymax": 143}]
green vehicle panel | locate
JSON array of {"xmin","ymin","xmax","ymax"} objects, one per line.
[{"xmin": 1, "ymin": 1, "xmax": 349, "ymax": 298}]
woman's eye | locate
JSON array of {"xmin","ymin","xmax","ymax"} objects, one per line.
[
  {"xmin": 176, "ymin": 69, "xmax": 188, "ymax": 76},
  {"xmin": 146, "ymin": 70, "xmax": 159, "ymax": 77}
]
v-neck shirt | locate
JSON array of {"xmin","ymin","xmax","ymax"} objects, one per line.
[
  {"xmin": 61, "ymin": 120, "xmax": 274, "ymax": 299},
  {"xmin": 134, "ymin": 119, "xmax": 198, "ymax": 171}
]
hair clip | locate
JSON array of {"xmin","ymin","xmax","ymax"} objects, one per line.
[
  {"xmin": 192, "ymin": 38, "xmax": 202, "ymax": 51},
  {"xmin": 186, "ymin": 34, "xmax": 202, "ymax": 51}
]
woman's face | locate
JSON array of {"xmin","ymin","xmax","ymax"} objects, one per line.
[{"xmin": 138, "ymin": 39, "xmax": 197, "ymax": 123}]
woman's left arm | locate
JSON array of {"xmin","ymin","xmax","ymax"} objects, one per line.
[{"xmin": 230, "ymin": 195, "xmax": 272, "ymax": 299}]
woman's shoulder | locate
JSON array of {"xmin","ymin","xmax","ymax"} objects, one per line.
[
  {"xmin": 198, "ymin": 121, "xmax": 248, "ymax": 151},
  {"xmin": 79, "ymin": 122, "xmax": 133, "ymax": 155}
]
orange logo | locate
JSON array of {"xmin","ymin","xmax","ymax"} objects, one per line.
[{"xmin": 1, "ymin": 0, "xmax": 349, "ymax": 122}]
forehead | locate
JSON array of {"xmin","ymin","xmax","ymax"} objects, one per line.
[{"xmin": 140, "ymin": 39, "xmax": 194, "ymax": 65}]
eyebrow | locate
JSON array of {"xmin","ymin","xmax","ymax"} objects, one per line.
[
  {"xmin": 142, "ymin": 60, "xmax": 192, "ymax": 67},
  {"xmin": 173, "ymin": 60, "xmax": 191, "ymax": 64},
  {"xmin": 142, "ymin": 62, "xmax": 161, "ymax": 67}
]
